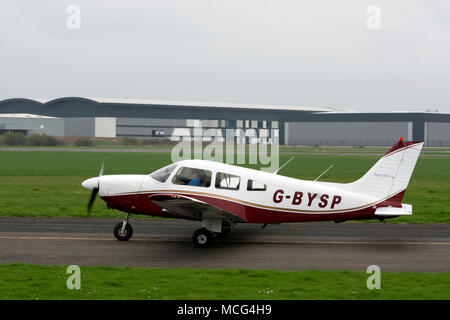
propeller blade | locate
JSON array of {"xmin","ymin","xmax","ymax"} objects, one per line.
[
  {"xmin": 86, "ymin": 161, "xmax": 105, "ymax": 217},
  {"xmin": 87, "ymin": 187, "xmax": 99, "ymax": 216}
]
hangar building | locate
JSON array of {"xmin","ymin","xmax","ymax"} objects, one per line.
[
  {"xmin": 0, "ymin": 113, "xmax": 64, "ymax": 136},
  {"xmin": 0, "ymin": 97, "xmax": 449, "ymax": 146}
]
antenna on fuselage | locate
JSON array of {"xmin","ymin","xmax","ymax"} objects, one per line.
[
  {"xmin": 274, "ymin": 156, "xmax": 295, "ymax": 174},
  {"xmin": 314, "ymin": 164, "xmax": 333, "ymax": 181}
]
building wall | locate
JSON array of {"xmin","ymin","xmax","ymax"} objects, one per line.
[
  {"xmin": 286, "ymin": 122, "xmax": 410, "ymax": 146},
  {"xmin": 62, "ymin": 116, "xmax": 450, "ymax": 146},
  {"xmin": 117, "ymin": 126, "xmax": 178, "ymax": 137},
  {"xmin": 64, "ymin": 118, "xmax": 95, "ymax": 137},
  {"xmin": 0, "ymin": 117, "xmax": 64, "ymax": 136},
  {"xmin": 95, "ymin": 117, "xmax": 116, "ymax": 137},
  {"xmin": 65, "ymin": 117, "xmax": 116, "ymax": 138},
  {"xmin": 117, "ymin": 118, "xmax": 187, "ymax": 127},
  {"xmin": 426, "ymin": 122, "xmax": 450, "ymax": 147},
  {"xmin": 116, "ymin": 118, "xmax": 186, "ymax": 137}
]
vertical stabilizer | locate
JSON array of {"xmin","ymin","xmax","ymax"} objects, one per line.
[{"xmin": 346, "ymin": 138, "xmax": 423, "ymax": 202}]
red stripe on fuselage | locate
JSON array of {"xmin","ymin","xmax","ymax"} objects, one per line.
[{"xmin": 101, "ymin": 190, "xmax": 406, "ymax": 223}]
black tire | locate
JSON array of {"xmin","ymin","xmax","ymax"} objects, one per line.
[
  {"xmin": 113, "ymin": 222, "xmax": 133, "ymax": 241},
  {"xmin": 192, "ymin": 228, "xmax": 213, "ymax": 248}
]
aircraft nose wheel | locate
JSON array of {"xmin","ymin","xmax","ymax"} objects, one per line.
[
  {"xmin": 113, "ymin": 221, "xmax": 133, "ymax": 241},
  {"xmin": 192, "ymin": 228, "xmax": 213, "ymax": 248}
]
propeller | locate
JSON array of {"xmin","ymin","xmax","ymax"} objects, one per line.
[{"xmin": 87, "ymin": 160, "xmax": 104, "ymax": 216}]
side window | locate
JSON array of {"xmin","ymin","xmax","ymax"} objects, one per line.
[
  {"xmin": 172, "ymin": 167, "xmax": 212, "ymax": 187},
  {"xmin": 247, "ymin": 179, "xmax": 267, "ymax": 191},
  {"xmin": 215, "ymin": 172, "xmax": 240, "ymax": 190},
  {"xmin": 150, "ymin": 163, "xmax": 178, "ymax": 183}
]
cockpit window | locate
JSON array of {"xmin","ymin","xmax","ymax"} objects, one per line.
[
  {"xmin": 172, "ymin": 167, "xmax": 212, "ymax": 187},
  {"xmin": 216, "ymin": 172, "xmax": 240, "ymax": 190},
  {"xmin": 150, "ymin": 163, "xmax": 178, "ymax": 183}
]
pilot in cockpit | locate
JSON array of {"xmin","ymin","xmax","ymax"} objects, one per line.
[{"xmin": 187, "ymin": 168, "xmax": 202, "ymax": 186}]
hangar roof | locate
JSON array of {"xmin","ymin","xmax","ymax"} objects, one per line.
[
  {"xmin": 0, "ymin": 113, "xmax": 60, "ymax": 119},
  {"xmin": 24, "ymin": 97, "xmax": 350, "ymax": 113}
]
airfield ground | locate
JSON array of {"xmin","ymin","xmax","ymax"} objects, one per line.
[
  {"xmin": 0, "ymin": 146, "xmax": 449, "ymax": 300},
  {"xmin": 1, "ymin": 264, "xmax": 449, "ymax": 300},
  {"xmin": 0, "ymin": 219, "xmax": 449, "ymax": 300},
  {"xmin": 0, "ymin": 148, "xmax": 448, "ymax": 223}
]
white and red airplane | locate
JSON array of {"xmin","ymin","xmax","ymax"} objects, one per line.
[{"xmin": 82, "ymin": 138, "xmax": 423, "ymax": 248}]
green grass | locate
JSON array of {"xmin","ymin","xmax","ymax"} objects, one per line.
[
  {"xmin": 0, "ymin": 144, "xmax": 174, "ymax": 150},
  {"xmin": 2, "ymin": 144, "xmax": 450, "ymax": 155},
  {"xmin": 0, "ymin": 264, "xmax": 448, "ymax": 300},
  {"xmin": 0, "ymin": 150, "xmax": 449, "ymax": 222}
]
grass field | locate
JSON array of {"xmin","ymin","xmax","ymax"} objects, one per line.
[
  {"xmin": 2, "ymin": 144, "xmax": 450, "ymax": 155},
  {"xmin": 0, "ymin": 150, "xmax": 449, "ymax": 222},
  {"xmin": 0, "ymin": 149, "xmax": 448, "ymax": 301},
  {"xmin": 0, "ymin": 264, "xmax": 448, "ymax": 300}
]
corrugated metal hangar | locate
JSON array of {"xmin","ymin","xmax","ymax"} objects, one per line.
[{"xmin": 1, "ymin": 97, "xmax": 449, "ymax": 146}]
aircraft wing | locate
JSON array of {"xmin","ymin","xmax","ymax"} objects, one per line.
[{"xmin": 148, "ymin": 193, "xmax": 245, "ymax": 223}]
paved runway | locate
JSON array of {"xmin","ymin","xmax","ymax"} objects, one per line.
[{"xmin": 0, "ymin": 217, "xmax": 449, "ymax": 272}]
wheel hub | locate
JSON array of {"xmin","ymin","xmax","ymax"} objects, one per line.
[{"xmin": 197, "ymin": 234, "xmax": 208, "ymax": 244}]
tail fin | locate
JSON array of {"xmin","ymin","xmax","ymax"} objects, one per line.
[{"xmin": 347, "ymin": 138, "xmax": 423, "ymax": 202}]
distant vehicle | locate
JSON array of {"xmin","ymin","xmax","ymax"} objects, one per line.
[
  {"xmin": 82, "ymin": 138, "xmax": 423, "ymax": 248},
  {"xmin": 152, "ymin": 130, "xmax": 165, "ymax": 136}
]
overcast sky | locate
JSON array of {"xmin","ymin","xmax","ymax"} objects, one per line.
[{"xmin": 1, "ymin": 0, "xmax": 449, "ymax": 112}]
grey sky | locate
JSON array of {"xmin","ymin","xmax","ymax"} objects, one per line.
[{"xmin": 1, "ymin": 0, "xmax": 449, "ymax": 112}]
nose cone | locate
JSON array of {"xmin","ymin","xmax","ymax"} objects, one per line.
[{"xmin": 81, "ymin": 177, "xmax": 99, "ymax": 191}]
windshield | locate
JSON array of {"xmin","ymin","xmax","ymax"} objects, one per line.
[{"xmin": 150, "ymin": 163, "xmax": 178, "ymax": 183}]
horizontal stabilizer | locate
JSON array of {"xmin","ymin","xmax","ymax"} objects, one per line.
[{"xmin": 374, "ymin": 204, "xmax": 412, "ymax": 217}]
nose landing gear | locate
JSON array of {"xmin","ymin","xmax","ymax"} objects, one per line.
[{"xmin": 113, "ymin": 213, "xmax": 133, "ymax": 241}]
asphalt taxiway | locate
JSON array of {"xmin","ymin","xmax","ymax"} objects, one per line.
[{"xmin": 0, "ymin": 217, "xmax": 448, "ymax": 272}]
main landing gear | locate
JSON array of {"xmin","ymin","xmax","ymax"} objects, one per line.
[
  {"xmin": 112, "ymin": 215, "xmax": 232, "ymax": 248},
  {"xmin": 113, "ymin": 213, "xmax": 133, "ymax": 241},
  {"xmin": 192, "ymin": 221, "xmax": 232, "ymax": 248},
  {"xmin": 192, "ymin": 228, "xmax": 214, "ymax": 248}
]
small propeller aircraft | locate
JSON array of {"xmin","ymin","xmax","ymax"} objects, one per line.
[{"xmin": 82, "ymin": 138, "xmax": 423, "ymax": 248}]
